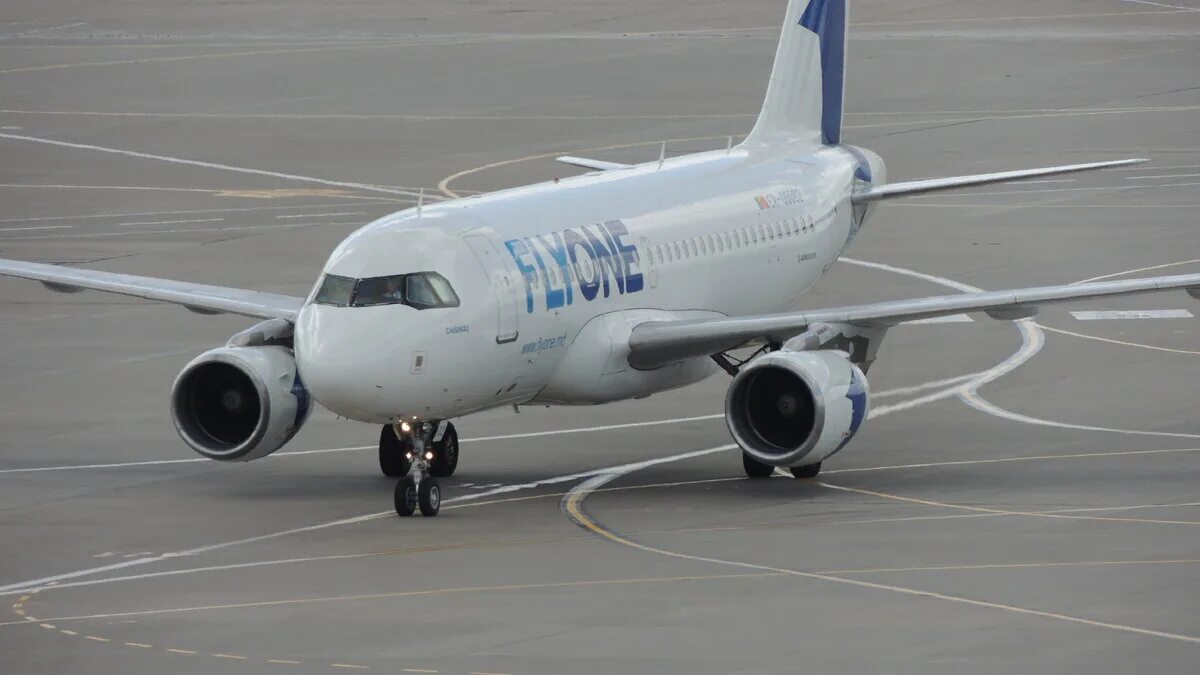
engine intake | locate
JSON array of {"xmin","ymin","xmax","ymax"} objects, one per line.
[
  {"xmin": 171, "ymin": 346, "xmax": 311, "ymax": 461},
  {"xmin": 725, "ymin": 350, "xmax": 868, "ymax": 468}
]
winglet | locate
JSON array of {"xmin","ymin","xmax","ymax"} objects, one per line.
[{"xmin": 851, "ymin": 158, "xmax": 1148, "ymax": 204}]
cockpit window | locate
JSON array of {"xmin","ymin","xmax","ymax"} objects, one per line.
[
  {"xmin": 314, "ymin": 274, "xmax": 355, "ymax": 307},
  {"xmin": 312, "ymin": 272, "xmax": 459, "ymax": 310},
  {"xmin": 352, "ymin": 275, "xmax": 407, "ymax": 307}
]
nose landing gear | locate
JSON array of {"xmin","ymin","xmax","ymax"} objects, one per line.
[{"xmin": 388, "ymin": 420, "xmax": 456, "ymax": 517}]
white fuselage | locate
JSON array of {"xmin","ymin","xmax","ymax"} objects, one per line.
[{"xmin": 293, "ymin": 143, "xmax": 884, "ymax": 424}]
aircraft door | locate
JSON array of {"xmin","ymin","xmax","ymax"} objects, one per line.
[{"xmin": 464, "ymin": 234, "xmax": 520, "ymax": 344}]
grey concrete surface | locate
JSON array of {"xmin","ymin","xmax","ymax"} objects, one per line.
[{"xmin": 2, "ymin": 1, "xmax": 1199, "ymax": 673}]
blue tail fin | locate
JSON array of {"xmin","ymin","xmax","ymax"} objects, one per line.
[{"xmin": 743, "ymin": 0, "xmax": 847, "ymax": 147}]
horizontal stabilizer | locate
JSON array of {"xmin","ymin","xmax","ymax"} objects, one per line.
[
  {"xmin": 556, "ymin": 156, "xmax": 632, "ymax": 172},
  {"xmin": 852, "ymin": 158, "xmax": 1146, "ymax": 204}
]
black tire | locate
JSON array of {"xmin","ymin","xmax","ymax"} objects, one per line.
[
  {"xmin": 789, "ymin": 462, "xmax": 822, "ymax": 479},
  {"xmin": 742, "ymin": 452, "xmax": 775, "ymax": 478},
  {"xmin": 394, "ymin": 476, "xmax": 418, "ymax": 517},
  {"xmin": 418, "ymin": 478, "xmax": 441, "ymax": 517},
  {"xmin": 379, "ymin": 425, "xmax": 412, "ymax": 478},
  {"xmin": 430, "ymin": 423, "xmax": 459, "ymax": 478}
]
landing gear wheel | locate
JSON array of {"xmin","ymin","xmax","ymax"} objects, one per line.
[
  {"xmin": 742, "ymin": 452, "xmax": 775, "ymax": 478},
  {"xmin": 394, "ymin": 476, "xmax": 418, "ymax": 517},
  {"xmin": 789, "ymin": 462, "xmax": 822, "ymax": 479},
  {"xmin": 418, "ymin": 478, "xmax": 441, "ymax": 517},
  {"xmin": 430, "ymin": 423, "xmax": 459, "ymax": 478},
  {"xmin": 379, "ymin": 425, "xmax": 413, "ymax": 477}
]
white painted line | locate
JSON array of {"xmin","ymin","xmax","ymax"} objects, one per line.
[
  {"xmin": 1071, "ymin": 309, "xmax": 1193, "ymax": 320},
  {"xmin": 118, "ymin": 218, "xmax": 223, "ymax": 227},
  {"xmin": 0, "ymin": 225, "xmax": 72, "ymax": 232},
  {"xmin": 13, "ymin": 22, "xmax": 85, "ymax": 37},
  {"xmin": 901, "ymin": 313, "xmax": 973, "ymax": 325},
  {"xmin": 871, "ymin": 372, "xmax": 985, "ymax": 399},
  {"xmin": 0, "ymin": 132, "xmax": 432, "ymax": 200},
  {"xmin": 1076, "ymin": 257, "xmax": 1200, "ymax": 283},
  {"xmin": 1008, "ymin": 179, "xmax": 1076, "ymax": 185},
  {"xmin": 0, "ymin": 222, "xmax": 315, "ymax": 240},
  {"xmin": 276, "ymin": 211, "xmax": 366, "ymax": 219},
  {"xmin": 1120, "ymin": 0, "xmax": 1200, "ymax": 11},
  {"xmin": 0, "ymin": 199, "xmax": 399, "ymax": 223},
  {"xmin": 0, "ymin": 126, "xmax": 22, "ymax": 131},
  {"xmin": 1126, "ymin": 173, "xmax": 1200, "ymax": 180},
  {"xmin": 565, "ymin": 466, "xmax": 1200, "ymax": 645}
]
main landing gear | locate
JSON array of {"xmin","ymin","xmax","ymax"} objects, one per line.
[
  {"xmin": 381, "ymin": 420, "xmax": 458, "ymax": 517},
  {"xmin": 741, "ymin": 452, "xmax": 821, "ymax": 479}
]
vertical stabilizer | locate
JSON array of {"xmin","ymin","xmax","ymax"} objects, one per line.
[{"xmin": 743, "ymin": 0, "xmax": 847, "ymax": 148}]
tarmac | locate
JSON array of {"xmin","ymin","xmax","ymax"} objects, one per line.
[{"xmin": 2, "ymin": 1, "xmax": 1199, "ymax": 673}]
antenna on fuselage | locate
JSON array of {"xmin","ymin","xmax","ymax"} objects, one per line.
[
  {"xmin": 416, "ymin": 187, "xmax": 424, "ymax": 217},
  {"xmin": 657, "ymin": 141, "xmax": 666, "ymax": 169},
  {"xmin": 726, "ymin": 135, "xmax": 733, "ymax": 154}
]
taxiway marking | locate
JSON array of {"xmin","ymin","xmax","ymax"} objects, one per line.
[
  {"xmin": 276, "ymin": 211, "xmax": 366, "ymax": 219},
  {"xmin": 0, "ymin": 224, "xmax": 71, "ymax": 232},
  {"xmin": 1077, "ymin": 257, "xmax": 1200, "ymax": 283},
  {"xmin": 3, "ymin": 572, "xmax": 782, "ymax": 624},
  {"xmin": 819, "ymin": 482, "xmax": 1200, "ymax": 526},
  {"xmin": 1070, "ymin": 309, "xmax": 1192, "ymax": 320},
  {"xmin": 0, "ymin": 132, "xmax": 432, "ymax": 199},
  {"xmin": 562, "ymin": 467, "xmax": 1200, "ymax": 645},
  {"xmin": 0, "ymin": 199, "xmax": 399, "ymax": 224},
  {"xmin": 1037, "ymin": 323, "xmax": 1200, "ymax": 355},
  {"xmin": 118, "ymin": 217, "xmax": 223, "ymax": 227}
]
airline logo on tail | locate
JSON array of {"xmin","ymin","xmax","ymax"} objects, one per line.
[{"xmin": 798, "ymin": 0, "xmax": 847, "ymax": 145}]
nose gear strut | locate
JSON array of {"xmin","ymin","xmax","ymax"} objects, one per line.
[{"xmin": 393, "ymin": 421, "xmax": 441, "ymax": 517}]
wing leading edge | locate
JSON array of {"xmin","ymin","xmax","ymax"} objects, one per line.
[
  {"xmin": 0, "ymin": 258, "xmax": 305, "ymax": 320},
  {"xmin": 627, "ymin": 273, "xmax": 1200, "ymax": 369}
]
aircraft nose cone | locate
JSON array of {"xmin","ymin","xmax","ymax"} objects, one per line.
[{"xmin": 294, "ymin": 304, "xmax": 392, "ymax": 422}]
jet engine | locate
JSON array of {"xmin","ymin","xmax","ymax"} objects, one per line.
[
  {"xmin": 725, "ymin": 350, "xmax": 868, "ymax": 469},
  {"xmin": 170, "ymin": 345, "xmax": 312, "ymax": 461}
]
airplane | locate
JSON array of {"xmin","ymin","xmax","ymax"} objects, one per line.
[{"xmin": 3, "ymin": 0, "xmax": 1197, "ymax": 518}]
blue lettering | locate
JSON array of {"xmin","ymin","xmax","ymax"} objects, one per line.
[
  {"xmin": 504, "ymin": 238, "xmax": 537, "ymax": 314},
  {"xmin": 536, "ymin": 232, "xmax": 573, "ymax": 306},
  {"xmin": 582, "ymin": 224, "xmax": 621, "ymax": 297},
  {"xmin": 596, "ymin": 223, "xmax": 627, "ymax": 296},
  {"xmin": 527, "ymin": 237, "xmax": 564, "ymax": 310},
  {"xmin": 564, "ymin": 229, "xmax": 599, "ymax": 302},
  {"xmin": 604, "ymin": 220, "xmax": 643, "ymax": 294}
]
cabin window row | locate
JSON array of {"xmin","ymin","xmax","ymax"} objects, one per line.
[{"xmin": 651, "ymin": 213, "xmax": 816, "ymax": 265}]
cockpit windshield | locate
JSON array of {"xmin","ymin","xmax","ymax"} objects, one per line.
[{"xmin": 313, "ymin": 272, "xmax": 460, "ymax": 309}]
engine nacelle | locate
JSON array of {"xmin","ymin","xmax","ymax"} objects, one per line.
[
  {"xmin": 170, "ymin": 346, "xmax": 312, "ymax": 461},
  {"xmin": 725, "ymin": 350, "xmax": 868, "ymax": 468}
]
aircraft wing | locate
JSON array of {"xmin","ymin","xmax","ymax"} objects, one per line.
[
  {"xmin": 556, "ymin": 156, "xmax": 633, "ymax": 172},
  {"xmin": 627, "ymin": 273, "xmax": 1200, "ymax": 369},
  {"xmin": 0, "ymin": 258, "xmax": 305, "ymax": 320}
]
